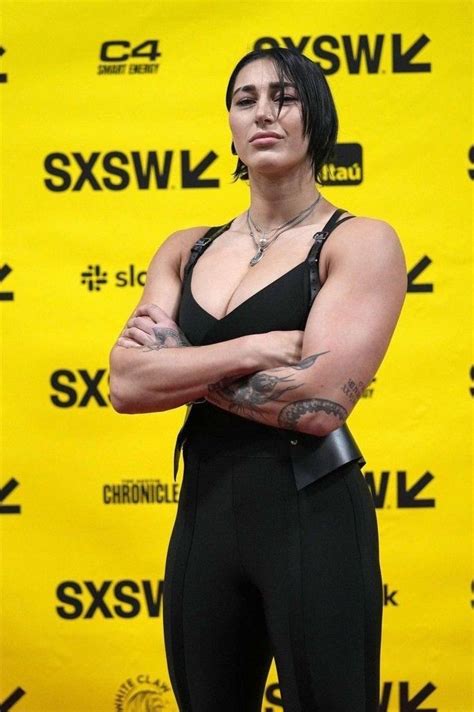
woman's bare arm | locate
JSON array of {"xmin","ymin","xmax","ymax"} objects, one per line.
[
  {"xmin": 205, "ymin": 219, "xmax": 408, "ymax": 437},
  {"xmin": 109, "ymin": 228, "xmax": 302, "ymax": 413}
]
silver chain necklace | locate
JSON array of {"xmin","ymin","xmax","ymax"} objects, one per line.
[{"xmin": 246, "ymin": 193, "xmax": 322, "ymax": 266}]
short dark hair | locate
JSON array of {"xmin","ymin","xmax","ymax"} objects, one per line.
[{"xmin": 225, "ymin": 47, "xmax": 338, "ymax": 184}]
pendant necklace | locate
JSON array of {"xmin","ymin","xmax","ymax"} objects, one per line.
[{"xmin": 246, "ymin": 193, "xmax": 322, "ymax": 267}]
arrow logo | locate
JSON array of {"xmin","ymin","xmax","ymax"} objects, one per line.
[
  {"xmin": 0, "ymin": 687, "xmax": 26, "ymax": 711},
  {"xmin": 407, "ymin": 256, "xmax": 433, "ymax": 292},
  {"xmin": 397, "ymin": 471, "xmax": 435, "ymax": 508},
  {"xmin": 181, "ymin": 150, "xmax": 219, "ymax": 188},
  {"xmin": 0, "ymin": 45, "xmax": 7, "ymax": 84},
  {"xmin": 392, "ymin": 34, "xmax": 431, "ymax": 73},
  {"xmin": 0, "ymin": 478, "xmax": 21, "ymax": 514},
  {"xmin": 0, "ymin": 264, "xmax": 14, "ymax": 301}
]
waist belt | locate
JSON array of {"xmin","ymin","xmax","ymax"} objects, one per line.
[{"xmin": 172, "ymin": 405, "xmax": 366, "ymax": 492}]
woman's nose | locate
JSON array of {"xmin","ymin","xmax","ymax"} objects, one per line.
[{"xmin": 255, "ymin": 97, "xmax": 275, "ymax": 124}]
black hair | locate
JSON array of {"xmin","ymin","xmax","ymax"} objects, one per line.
[{"xmin": 225, "ymin": 47, "xmax": 338, "ymax": 184}]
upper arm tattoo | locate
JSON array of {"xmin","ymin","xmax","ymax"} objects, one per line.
[{"xmin": 341, "ymin": 378, "xmax": 364, "ymax": 404}]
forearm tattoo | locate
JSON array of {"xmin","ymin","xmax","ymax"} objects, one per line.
[
  {"xmin": 208, "ymin": 372, "xmax": 302, "ymax": 420},
  {"xmin": 148, "ymin": 326, "xmax": 191, "ymax": 349},
  {"xmin": 207, "ymin": 350, "xmax": 331, "ymax": 422},
  {"xmin": 277, "ymin": 398, "xmax": 348, "ymax": 428},
  {"xmin": 118, "ymin": 324, "xmax": 191, "ymax": 351}
]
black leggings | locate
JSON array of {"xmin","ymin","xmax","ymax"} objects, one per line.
[{"xmin": 163, "ymin": 432, "xmax": 383, "ymax": 712}]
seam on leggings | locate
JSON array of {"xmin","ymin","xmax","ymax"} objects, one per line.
[
  {"xmin": 341, "ymin": 467, "xmax": 369, "ymax": 710},
  {"xmin": 230, "ymin": 461, "xmax": 251, "ymax": 582},
  {"xmin": 176, "ymin": 454, "xmax": 201, "ymax": 712},
  {"xmin": 295, "ymin": 490, "xmax": 319, "ymax": 710},
  {"xmin": 230, "ymin": 462, "xmax": 257, "ymax": 711}
]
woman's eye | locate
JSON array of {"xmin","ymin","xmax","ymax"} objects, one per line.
[
  {"xmin": 236, "ymin": 97, "xmax": 254, "ymax": 106},
  {"xmin": 275, "ymin": 95, "xmax": 298, "ymax": 103}
]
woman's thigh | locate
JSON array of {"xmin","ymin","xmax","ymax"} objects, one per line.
[
  {"xmin": 237, "ymin": 459, "xmax": 383, "ymax": 712},
  {"xmin": 163, "ymin": 449, "xmax": 273, "ymax": 712},
  {"xmin": 298, "ymin": 462, "xmax": 383, "ymax": 710}
]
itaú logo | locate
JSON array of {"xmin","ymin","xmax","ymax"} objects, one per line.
[
  {"xmin": 43, "ymin": 150, "xmax": 219, "ymax": 191},
  {"xmin": 321, "ymin": 143, "xmax": 362, "ymax": 186}
]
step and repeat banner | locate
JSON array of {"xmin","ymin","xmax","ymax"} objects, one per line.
[{"xmin": 1, "ymin": 1, "xmax": 472, "ymax": 710}]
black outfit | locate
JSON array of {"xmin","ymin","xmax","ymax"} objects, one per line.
[{"xmin": 163, "ymin": 209, "xmax": 383, "ymax": 711}]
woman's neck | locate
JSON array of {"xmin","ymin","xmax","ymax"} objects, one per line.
[{"xmin": 247, "ymin": 167, "xmax": 324, "ymax": 229}]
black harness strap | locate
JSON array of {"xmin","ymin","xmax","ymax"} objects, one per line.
[
  {"xmin": 182, "ymin": 221, "xmax": 234, "ymax": 284},
  {"xmin": 308, "ymin": 208, "xmax": 356, "ymax": 306}
]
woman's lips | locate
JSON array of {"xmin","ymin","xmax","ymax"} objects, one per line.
[{"xmin": 249, "ymin": 134, "xmax": 282, "ymax": 146}]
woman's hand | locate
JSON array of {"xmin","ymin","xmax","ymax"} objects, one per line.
[
  {"xmin": 255, "ymin": 330, "xmax": 305, "ymax": 369},
  {"xmin": 116, "ymin": 303, "xmax": 191, "ymax": 350}
]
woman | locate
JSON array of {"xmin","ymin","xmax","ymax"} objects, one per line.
[{"xmin": 109, "ymin": 48, "xmax": 407, "ymax": 712}]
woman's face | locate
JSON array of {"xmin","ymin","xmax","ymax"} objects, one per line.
[{"xmin": 228, "ymin": 58, "xmax": 312, "ymax": 179}]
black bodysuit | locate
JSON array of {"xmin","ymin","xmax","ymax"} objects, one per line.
[{"xmin": 163, "ymin": 208, "xmax": 383, "ymax": 711}]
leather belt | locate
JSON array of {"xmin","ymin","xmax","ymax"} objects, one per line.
[{"xmin": 172, "ymin": 405, "xmax": 365, "ymax": 492}]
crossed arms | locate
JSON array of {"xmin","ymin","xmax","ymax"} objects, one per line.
[{"xmin": 109, "ymin": 221, "xmax": 407, "ymax": 437}]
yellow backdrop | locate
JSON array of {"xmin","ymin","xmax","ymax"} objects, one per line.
[{"xmin": 1, "ymin": 1, "xmax": 472, "ymax": 710}]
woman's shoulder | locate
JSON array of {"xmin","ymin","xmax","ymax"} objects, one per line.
[
  {"xmin": 328, "ymin": 212, "xmax": 406, "ymax": 275},
  {"xmin": 155, "ymin": 224, "xmax": 228, "ymax": 281},
  {"xmin": 342, "ymin": 212, "xmax": 397, "ymax": 236},
  {"xmin": 335, "ymin": 213, "xmax": 403, "ymax": 252}
]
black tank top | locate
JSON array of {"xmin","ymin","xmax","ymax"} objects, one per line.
[{"xmin": 174, "ymin": 208, "xmax": 366, "ymax": 489}]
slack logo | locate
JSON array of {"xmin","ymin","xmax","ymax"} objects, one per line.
[{"xmin": 81, "ymin": 264, "xmax": 147, "ymax": 291}]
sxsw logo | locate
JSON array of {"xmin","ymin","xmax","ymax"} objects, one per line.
[
  {"xmin": 50, "ymin": 368, "xmax": 109, "ymax": 407},
  {"xmin": 264, "ymin": 680, "xmax": 437, "ymax": 711},
  {"xmin": 378, "ymin": 681, "xmax": 437, "ymax": 711},
  {"xmin": 364, "ymin": 470, "xmax": 435, "ymax": 508},
  {"xmin": 43, "ymin": 150, "xmax": 219, "ymax": 191},
  {"xmin": 56, "ymin": 579, "xmax": 164, "ymax": 619},
  {"xmin": 254, "ymin": 34, "xmax": 431, "ymax": 74}
]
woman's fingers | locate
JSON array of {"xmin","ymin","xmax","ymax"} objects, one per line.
[
  {"xmin": 134, "ymin": 303, "xmax": 171, "ymax": 323},
  {"xmin": 126, "ymin": 315, "xmax": 156, "ymax": 334},
  {"xmin": 122, "ymin": 326, "xmax": 154, "ymax": 345},
  {"xmin": 117, "ymin": 304, "xmax": 176, "ymax": 349},
  {"xmin": 116, "ymin": 335, "xmax": 146, "ymax": 349}
]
